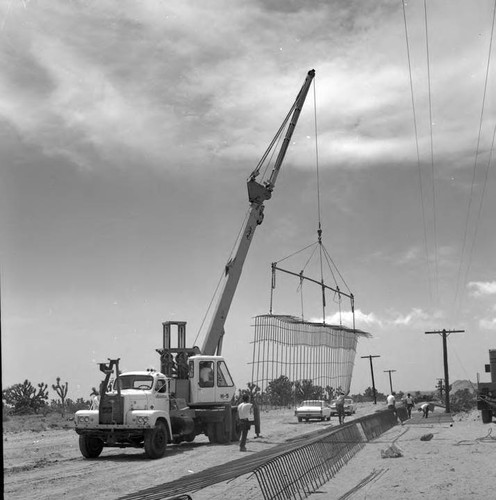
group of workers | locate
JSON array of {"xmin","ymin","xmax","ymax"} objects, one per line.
[{"xmin": 388, "ymin": 392, "xmax": 434, "ymax": 419}]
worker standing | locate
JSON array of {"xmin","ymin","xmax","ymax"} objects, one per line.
[
  {"xmin": 387, "ymin": 393, "xmax": 396, "ymax": 411},
  {"xmin": 404, "ymin": 393, "xmax": 414, "ymax": 418},
  {"xmin": 335, "ymin": 392, "xmax": 346, "ymax": 425},
  {"xmin": 237, "ymin": 394, "xmax": 253, "ymax": 451}
]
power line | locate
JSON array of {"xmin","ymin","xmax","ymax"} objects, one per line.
[
  {"xmin": 453, "ymin": 0, "xmax": 496, "ymax": 312},
  {"xmin": 423, "ymin": 0, "xmax": 440, "ymax": 303},
  {"xmin": 401, "ymin": 0, "xmax": 434, "ymax": 305}
]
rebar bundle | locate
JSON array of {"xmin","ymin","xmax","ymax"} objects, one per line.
[{"xmin": 251, "ymin": 314, "xmax": 370, "ymax": 395}]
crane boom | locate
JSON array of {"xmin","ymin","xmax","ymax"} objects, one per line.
[{"xmin": 201, "ymin": 69, "xmax": 315, "ymax": 356}]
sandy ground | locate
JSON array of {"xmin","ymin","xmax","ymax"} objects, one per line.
[
  {"xmin": 3, "ymin": 405, "xmax": 495, "ymax": 499},
  {"xmin": 320, "ymin": 410, "xmax": 496, "ymax": 500}
]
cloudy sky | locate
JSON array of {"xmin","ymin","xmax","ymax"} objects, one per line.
[{"xmin": 1, "ymin": 0, "xmax": 495, "ymax": 401}]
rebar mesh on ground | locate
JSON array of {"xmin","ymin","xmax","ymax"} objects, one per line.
[
  {"xmin": 254, "ymin": 424, "xmax": 365, "ymax": 500},
  {"xmin": 118, "ymin": 410, "xmax": 398, "ymax": 500},
  {"xmin": 251, "ymin": 314, "xmax": 370, "ymax": 394}
]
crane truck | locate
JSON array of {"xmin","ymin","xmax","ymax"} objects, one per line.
[
  {"xmin": 74, "ymin": 69, "xmax": 316, "ymax": 459},
  {"xmin": 477, "ymin": 349, "xmax": 496, "ymax": 424}
]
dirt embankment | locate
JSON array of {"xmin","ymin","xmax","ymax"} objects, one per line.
[{"xmin": 4, "ymin": 405, "xmax": 495, "ymax": 500}]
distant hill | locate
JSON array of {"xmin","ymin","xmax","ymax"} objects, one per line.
[
  {"xmin": 451, "ymin": 379, "xmax": 476, "ymax": 394},
  {"xmin": 406, "ymin": 379, "xmax": 476, "ymax": 396}
]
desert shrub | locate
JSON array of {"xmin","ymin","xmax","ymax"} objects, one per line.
[
  {"xmin": 265, "ymin": 376, "xmax": 293, "ymax": 407},
  {"xmin": 66, "ymin": 398, "xmax": 91, "ymax": 412},
  {"xmin": 2, "ymin": 380, "xmax": 49, "ymax": 415},
  {"xmin": 450, "ymin": 388, "xmax": 477, "ymax": 413}
]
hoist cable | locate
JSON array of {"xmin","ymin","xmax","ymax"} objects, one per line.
[
  {"xmin": 250, "ymin": 102, "xmax": 296, "ymax": 182},
  {"xmin": 322, "ymin": 245, "xmax": 352, "ymax": 296},
  {"xmin": 423, "ymin": 0, "xmax": 440, "ymax": 303},
  {"xmin": 270, "ymin": 74, "xmax": 356, "ymax": 326},
  {"xmin": 313, "ymin": 78, "xmax": 323, "ymax": 234},
  {"xmin": 401, "ymin": 0, "xmax": 433, "ymax": 304},
  {"xmin": 313, "ymin": 78, "xmax": 327, "ymax": 295},
  {"xmin": 275, "ymin": 241, "xmax": 319, "ymax": 264},
  {"xmin": 301, "ymin": 244, "xmax": 320, "ymax": 274},
  {"xmin": 453, "ymin": 0, "xmax": 496, "ymax": 311}
]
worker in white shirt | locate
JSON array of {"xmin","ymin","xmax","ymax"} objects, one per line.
[
  {"xmin": 237, "ymin": 394, "xmax": 253, "ymax": 451},
  {"xmin": 387, "ymin": 393, "xmax": 396, "ymax": 411}
]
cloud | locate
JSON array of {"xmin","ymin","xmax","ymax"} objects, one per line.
[
  {"xmin": 468, "ymin": 281, "xmax": 496, "ymax": 297},
  {"xmin": 324, "ymin": 309, "xmax": 383, "ymax": 328},
  {"xmin": 392, "ymin": 308, "xmax": 430, "ymax": 326},
  {"xmin": 2, "ymin": 0, "xmax": 493, "ymax": 179},
  {"xmin": 479, "ymin": 316, "xmax": 496, "ymax": 330}
]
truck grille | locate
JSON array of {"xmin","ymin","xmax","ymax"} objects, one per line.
[{"xmin": 99, "ymin": 395, "xmax": 124, "ymax": 424}]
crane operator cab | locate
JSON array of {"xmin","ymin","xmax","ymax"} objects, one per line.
[{"xmin": 189, "ymin": 355, "xmax": 236, "ymax": 405}]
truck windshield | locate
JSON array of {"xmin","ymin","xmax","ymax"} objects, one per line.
[{"xmin": 115, "ymin": 375, "xmax": 154, "ymax": 391}]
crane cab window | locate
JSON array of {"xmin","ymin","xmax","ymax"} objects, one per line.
[
  {"xmin": 217, "ymin": 361, "xmax": 234, "ymax": 387},
  {"xmin": 199, "ymin": 361, "xmax": 214, "ymax": 387},
  {"xmin": 155, "ymin": 379, "xmax": 167, "ymax": 393}
]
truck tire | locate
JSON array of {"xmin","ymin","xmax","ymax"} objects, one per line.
[
  {"xmin": 144, "ymin": 421, "xmax": 168, "ymax": 459},
  {"xmin": 481, "ymin": 409, "xmax": 493, "ymax": 424},
  {"xmin": 79, "ymin": 435, "xmax": 104, "ymax": 459}
]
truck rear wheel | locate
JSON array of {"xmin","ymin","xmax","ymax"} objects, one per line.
[
  {"xmin": 144, "ymin": 421, "xmax": 168, "ymax": 459},
  {"xmin": 79, "ymin": 435, "xmax": 104, "ymax": 458},
  {"xmin": 481, "ymin": 409, "xmax": 493, "ymax": 424}
]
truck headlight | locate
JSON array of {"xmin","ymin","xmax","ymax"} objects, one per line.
[{"xmin": 137, "ymin": 416, "xmax": 149, "ymax": 424}]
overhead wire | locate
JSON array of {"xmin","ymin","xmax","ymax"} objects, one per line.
[
  {"xmin": 453, "ymin": 0, "xmax": 496, "ymax": 313},
  {"xmin": 423, "ymin": 0, "xmax": 440, "ymax": 304},
  {"xmin": 401, "ymin": 0, "xmax": 434, "ymax": 305}
]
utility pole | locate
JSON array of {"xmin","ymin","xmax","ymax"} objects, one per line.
[
  {"xmin": 425, "ymin": 329, "xmax": 464, "ymax": 413},
  {"xmin": 361, "ymin": 355, "xmax": 380, "ymax": 404},
  {"xmin": 384, "ymin": 369, "xmax": 396, "ymax": 394}
]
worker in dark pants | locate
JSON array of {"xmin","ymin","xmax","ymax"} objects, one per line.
[
  {"xmin": 238, "ymin": 394, "xmax": 253, "ymax": 451},
  {"xmin": 335, "ymin": 392, "xmax": 346, "ymax": 425},
  {"xmin": 404, "ymin": 393, "xmax": 414, "ymax": 419}
]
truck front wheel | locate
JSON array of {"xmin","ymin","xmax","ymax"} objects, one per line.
[
  {"xmin": 79, "ymin": 435, "xmax": 104, "ymax": 458},
  {"xmin": 144, "ymin": 421, "xmax": 168, "ymax": 459}
]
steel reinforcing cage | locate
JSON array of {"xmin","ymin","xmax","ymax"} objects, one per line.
[{"xmin": 251, "ymin": 314, "xmax": 370, "ymax": 396}]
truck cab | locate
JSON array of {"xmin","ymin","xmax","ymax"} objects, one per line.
[{"xmin": 75, "ymin": 366, "xmax": 176, "ymax": 459}]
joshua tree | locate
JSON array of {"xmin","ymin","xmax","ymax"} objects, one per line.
[{"xmin": 52, "ymin": 377, "xmax": 69, "ymax": 417}]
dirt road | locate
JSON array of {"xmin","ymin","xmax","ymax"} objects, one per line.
[
  {"xmin": 4, "ymin": 407, "xmax": 360, "ymax": 499},
  {"xmin": 4, "ymin": 406, "xmax": 495, "ymax": 499}
]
